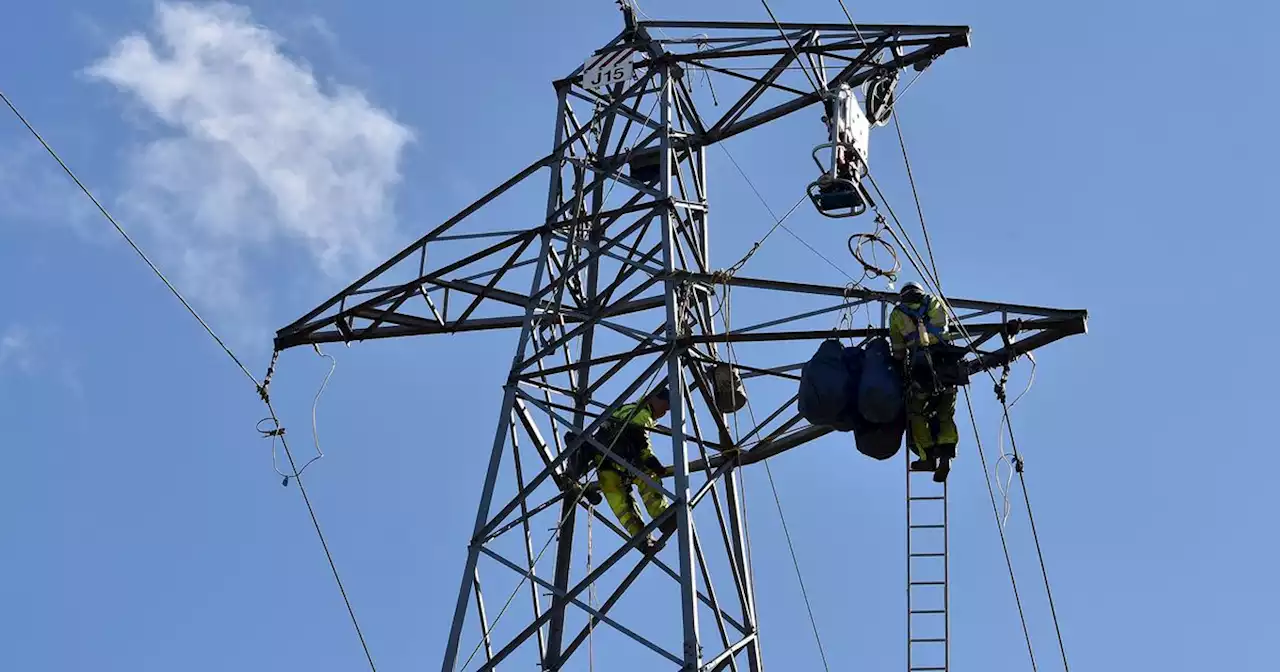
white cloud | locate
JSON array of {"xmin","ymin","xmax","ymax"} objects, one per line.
[
  {"xmin": 0, "ymin": 140, "xmax": 103, "ymax": 240},
  {"xmin": 0, "ymin": 323, "xmax": 83, "ymax": 397},
  {"xmin": 84, "ymin": 1, "xmax": 414, "ymax": 326},
  {"xmin": 0, "ymin": 325, "xmax": 34, "ymax": 374}
]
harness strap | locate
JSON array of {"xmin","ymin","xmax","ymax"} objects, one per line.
[{"xmin": 896, "ymin": 299, "xmax": 945, "ymax": 342}]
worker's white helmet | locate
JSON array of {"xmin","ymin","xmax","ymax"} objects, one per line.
[{"xmin": 900, "ymin": 281, "xmax": 925, "ymax": 298}]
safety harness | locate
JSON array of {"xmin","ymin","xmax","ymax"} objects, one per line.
[
  {"xmin": 568, "ymin": 403, "xmax": 655, "ymax": 478},
  {"xmin": 897, "ymin": 296, "xmax": 968, "ymax": 391},
  {"xmin": 896, "ymin": 298, "xmax": 946, "ymax": 345}
]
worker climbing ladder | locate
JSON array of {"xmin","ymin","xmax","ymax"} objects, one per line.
[{"xmin": 906, "ymin": 456, "xmax": 949, "ymax": 671}]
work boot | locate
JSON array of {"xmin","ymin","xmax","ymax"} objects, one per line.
[
  {"xmin": 582, "ymin": 482, "xmax": 603, "ymax": 506},
  {"xmin": 910, "ymin": 456, "xmax": 937, "ymax": 472},
  {"xmin": 641, "ymin": 536, "xmax": 662, "ymax": 555},
  {"xmin": 563, "ymin": 431, "xmax": 581, "ymax": 478},
  {"xmin": 658, "ymin": 515, "xmax": 677, "ymax": 538},
  {"xmin": 932, "ymin": 458, "xmax": 951, "ymax": 483}
]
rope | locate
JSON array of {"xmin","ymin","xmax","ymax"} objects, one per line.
[
  {"xmin": 587, "ymin": 501, "xmax": 596, "ymax": 672},
  {"xmin": 2, "ymin": 88, "xmax": 379, "ymax": 672},
  {"xmin": 995, "ymin": 354, "xmax": 1036, "ymax": 529},
  {"xmin": 718, "ymin": 142, "xmax": 858, "ymax": 283},
  {"xmin": 722, "ymin": 192, "xmax": 808, "ymax": 280},
  {"xmin": 310, "ymin": 346, "xmax": 336, "ymax": 459},
  {"xmin": 713, "ymin": 277, "xmax": 831, "ymax": 671},
  {"xmin": 762, "ymin": 460, "xmax": 831, "ymax": 671},
  {"xmin": 457, "ymin": 362, "xmax": 669, "ymax": 670},
  {"xmin": 264, "ymin": 344, "xmax": 336, "ymax": 486},
  {"xmin": 847, "ymin": 213, "xmax": 901, "ymax": 281},
  {"xmin": 459, "ymin": 481, "xmax": 594, "ymax": 671}
]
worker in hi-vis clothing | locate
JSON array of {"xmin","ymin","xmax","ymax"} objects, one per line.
[
  {"xmin": 890, "ymin": 282, "xmax": 959, "ymax": 483},
  {"xmin": 567, "ymin": 386, "xmax": 677, "ymax": 552}
]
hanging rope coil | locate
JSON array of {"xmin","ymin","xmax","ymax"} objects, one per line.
[{"xmin": 847, "ymin": 214, "xmax": 901, "ymax": 281}]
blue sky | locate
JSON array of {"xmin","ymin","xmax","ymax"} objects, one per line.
[{"xmin": 2, "ymin": 1, "xmax": 1276, "ymax": 670}]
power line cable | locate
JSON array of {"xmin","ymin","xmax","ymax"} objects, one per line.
[
  {"xmin": 888, "ymin": 103, "xmax": 1072, "ymax": 672},
  {"xmin": 1001, "ymin": 400, "xmax": 1071, "ymax": 672},
  {"xmin": 0, "ymin": 89, "xmax": 260, "ymax": 390},
  {"xmin": 833, "ymin": 0, "xmax": 870, "ymax": 47},
  {"xmin": 963, "ymin": 389, "xmax": 1039, "ymax": 671},
  {"xmin": 759, "ymin": 0, "xmax": 823, "ymax": 95},
  {"xmin": 2, "ymin": 88, "xmax": 379, "ymax": 672},
  {"xmin": 263, "ymin": 399, "xmax": 380, "ymax": 672},
  {"xmin": 890, "ymin": 108, "xmax": 942, "ymax": 288}
]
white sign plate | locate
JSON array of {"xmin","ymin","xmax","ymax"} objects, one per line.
[{"xmin": 582, "ymin": 48, "xmax": 635, "ymax": 91}]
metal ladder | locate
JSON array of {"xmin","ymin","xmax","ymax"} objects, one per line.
[{"xmin": 907, "ymin": 455, "xmax": 950, "ymax": 671}]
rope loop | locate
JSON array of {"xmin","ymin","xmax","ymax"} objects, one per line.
[
  {"xmin": 847, "ymin": 214, "xmax": 901, "ymax": 281},
  {"xmin": 256, "ymin": 417, "xmax": 286, "ymax": 439}
]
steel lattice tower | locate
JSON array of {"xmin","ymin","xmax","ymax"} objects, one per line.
[{"xmin": 274, "ymin": 9, "xmax": 1086, "ymax": 671}]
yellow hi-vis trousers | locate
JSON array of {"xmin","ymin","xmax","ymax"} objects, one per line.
[
  {"xmin": 907, "ymin": 387, "xmax": 959, "ymax": 459},
  {"xmin": 597, "ymin": 451, "xmax": 669, "ymax": 538}
]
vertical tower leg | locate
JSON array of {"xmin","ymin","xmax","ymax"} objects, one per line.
[
  {"xmin": 658, "ymin": 63, "xmax": 704, "ymax": 670},
  {"xmin": 440, "ymin": 234, "xmax": 556, "ymax": 672},
  {"xmin": 440, "ymin": 88, "xmax": 571, "ymax": 672}
]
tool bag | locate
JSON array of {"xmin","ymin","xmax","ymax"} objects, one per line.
[
  {"xmin": 798, "ymin": 339, "xmax": 860, "ymax": 431},
  {"xmin": 909, "ymin": 342, "xmax": 970, "ymax": 393},
  {"xmin": 711, "ymin": 362, "xmax": 748, "ymax": 413},
  {"xmin": 858, "ymin": 337, "xmax": 905, "ymax": 424},
  {"xmin": 853, "ymin": 412, "xmax": 906, "ymax": 460}
]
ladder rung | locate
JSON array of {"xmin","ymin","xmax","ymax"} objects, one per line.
[
  {"xmin": 909, "ymin": 524, "xmax": 946, "ymax": 529},
  {"xmin": 910, "ymin": 609, "xmax": 946, "ymax": 614},
  {"xmin": 910, "ymin": 638, "xmax": 947, "ymax": 643},
  {"xmin": 909, "ymin": 496, "xmax": 945, "ymax": 501},
  {"xmin": 909, "ymin": 552, "xmax": 946, "ymax": 557},
  {"xmin": 909, "ymin": 667, "xmax": 947, "ymax": 671},
  {"xmin": 909, "ymin": 581, "xmax": 946, "ymax": 586}
]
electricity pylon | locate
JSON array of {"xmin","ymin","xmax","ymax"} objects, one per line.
[{"xmin": 274, "ymin": 9, "xmax": 1086, "ymax": 671}]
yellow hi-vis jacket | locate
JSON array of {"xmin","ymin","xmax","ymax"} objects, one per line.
[
  {"xmin": 603, "ymin": 402, "xmax": 657, "ymax": 462},
  {"xmin": 612, "ymin": 402, "xmax": 656, "ymax": 429},
  {"xmin": 890, "ymin": 293, "xmax": 953, "ymax": 359}
]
